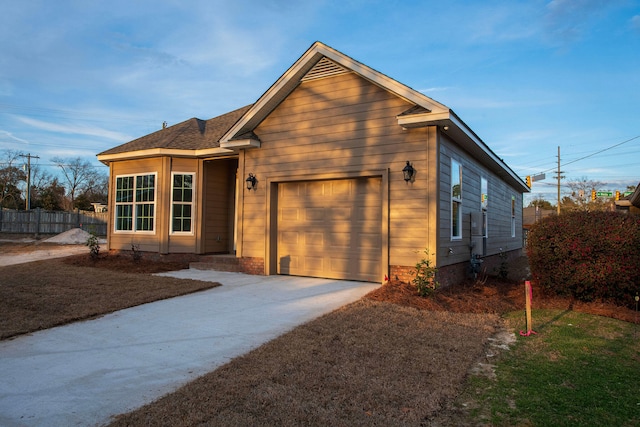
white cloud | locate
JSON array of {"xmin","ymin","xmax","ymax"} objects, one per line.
[
  {"xmin": 0, "ymin": 130, "xmax": 30, "ymax": 145},
  {"xmin": 17, "ymin": 117, "xmax": 132, "ymax": 141}
]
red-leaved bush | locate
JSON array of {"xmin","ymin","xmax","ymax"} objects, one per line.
[{"xmin": 527, "ymin": 211, "xmax": 640, "ymax": 307}]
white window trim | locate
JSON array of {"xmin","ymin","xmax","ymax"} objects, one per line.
[
  {"xmin": 170, "ymin": 172, "xmax": 195, "ymax": 235},
  {"xmin": 451, "ymin": 159, "xmax": 462, "ymax": 240},
  {"xmin": 113, "ymin": 172, "xmax": 157, "ymax": 234}
]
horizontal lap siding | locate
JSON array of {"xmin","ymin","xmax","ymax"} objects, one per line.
[
  {"xmin": 109, "ymin": 159, "xmax": 164, "ymax": 252},
  {"xmin": 243, "ymin": 72, "xmax": 435, "ymax": 268},
  {"xmin": 438, "ymin": 137, "xmax": 523, "ymax": 267},
  {"xmin": 168, "ymin": 158, "xmax": 199, "ymax": 253},
  {"xmin": 203, "ymin": 160, "xmax": 233, "ymax": 253},
  {"xmin": 109, "ymin": 157, "xmax": 201, "ymax": 253}
]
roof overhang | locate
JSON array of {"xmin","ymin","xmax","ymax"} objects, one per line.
[
  {"xmin": 219, "ymin": 138, "xmax": 261, "ymax": 150},
  {"xmin": 398, "ymin": 109, "xmax": 530, "ymax": 193},
  {"xmin": 97, "ymin": 147, "xmax": 234, "ymax": 164},
  {"xmin": 219, "ymin": 41, "xmax": 450, "ymax": 145}
]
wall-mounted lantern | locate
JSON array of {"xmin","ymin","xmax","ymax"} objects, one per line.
[
  {"xmin": 246, "ymin": 173, "xmax": 257, "ymax": 190},
  {"xmin": 402, "ymin": 161, "xmax": 415, "ymax": 182}
]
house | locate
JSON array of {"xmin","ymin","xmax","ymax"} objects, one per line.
[
  {"xmin": 522, "ymin": 206, "xmax": 555, "ymax": 248},
  {"xmin": 97, "ymin": 42, "xmax": 529, "ymax": 285},
  {"xmin": 615, "ymin": 183, "xmax": 640, "ymax": 215}
]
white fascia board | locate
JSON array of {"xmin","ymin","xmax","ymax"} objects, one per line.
[
  {"xmin": 220, "ymin": 139, "xmax": 261, "ymax": 149},
  {"xmin": 395, "ymin": 110, "xmax": 529, "ymax": 193},
  {"xmin": 219, "ymin": 47, "xmax": 323, "ymax": 143},
  {"xmin": 220, "ymin": 41, "xmax": 450, "ymax": 143},
  {"xmin": 97, "ymin": 147, "xmax": 234, "ymax": 163},
  {"xmin": 447, "ymin": 114, "xmax": 529, "ymax": 193},
  {"xmin": 317, "ymin": 43, "xmax": 449, "ymax": 114}
]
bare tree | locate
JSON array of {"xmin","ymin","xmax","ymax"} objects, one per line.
[
  {"xmin": 51, "ymin": 157, "xmax": 101, "ymax": 210},
  {"xmin": 0, "ymin": 150, "xmax": 26, "ymax": 209},
  {"xmin": 564, "ymin": 176, "xmax": 611, "ymax": 212}
]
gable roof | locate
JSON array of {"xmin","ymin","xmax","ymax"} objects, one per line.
[
  {"xmin": 97, "ymin": 41, "xmax": 528, "ymax": 193},
  {"xmin": 220, "ymin": 41, "xmax": 529, "ymax": 193},
  {"xmin": 97, "ymin": 105, "xmax": 252, "ymax": 162}
]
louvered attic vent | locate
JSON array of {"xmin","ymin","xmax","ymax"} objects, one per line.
[{"xmin": 301, "ymin": 57, "xmax": 350, "ymax": 81}]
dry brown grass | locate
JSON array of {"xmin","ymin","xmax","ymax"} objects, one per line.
[
  {"xmin": 2, "ymin": 239, "xmax": 636, "ymax": 426},
  {"xmin": 109, "ymin": 300, "xmax": 498, "ymax": 427},
  {"xmin": 0, "ymin": 251, "xmax": 219, "ymax": 340}
]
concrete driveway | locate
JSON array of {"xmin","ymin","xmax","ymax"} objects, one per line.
[{"xmin": 0, "ymin": 270, "xmax": 379, "ymax": 427}]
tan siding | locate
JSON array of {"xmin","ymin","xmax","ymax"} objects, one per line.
[
  {"xmin": 167, "ymin": 158, "xmax": 199, "ymax": 253},
  {"xmin": 243, "ymin": 72, "xmax": 434, "ymax": 271},
  {"xmin": 109, "ymin": 158, "xmax": 163, "ymax": 252},
  {"xmin": 107, "ymin": 157, "xmax": 204, "ymax": 253},
  {"xmin": 203, "ymin": 159, "xmax": 235, "ymax": 253}
]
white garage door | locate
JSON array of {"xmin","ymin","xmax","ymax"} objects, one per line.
[{"xmin": 277, "ymin": 177, "xmax": 381, "ymax": 282}]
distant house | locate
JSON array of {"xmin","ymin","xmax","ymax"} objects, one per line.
[
  {"xmin": 97, "ymin": 42, "xmax": 529, "ymax": 285},
  {"xmin": 615, "ymin": 183, "xmax": 640, "ymax": 214},
  {"xmin": 522, "ymin": 206, "xmax": 555, "ymax": 247}
]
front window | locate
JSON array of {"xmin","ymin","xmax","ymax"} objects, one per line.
[
  {"xmin": 171, "ymin": 173, "xmax": 194, "ymax": 233},
  {"xmin": 451, "ymin": 159, "xmax": 462, "ymax": 239},
  {"xmin": 115, "ymin": 173, "xmax": 156, "ymax": 232}
]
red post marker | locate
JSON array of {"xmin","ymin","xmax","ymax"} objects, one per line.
[{"xmin": 519, "ymin": 280, "xmax": 537, "ymax": 337}]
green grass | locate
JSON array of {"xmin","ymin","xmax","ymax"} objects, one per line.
[{"xmin": 468, "ymin": 309, "xmax": 640, "ymax": 427}]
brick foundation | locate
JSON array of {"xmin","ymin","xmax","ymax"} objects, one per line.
[
  {"xmin": 389, "ymin": 265, "xmax": 415, "ymax": 283},
  {"xmin": 238, "ymin": 257, "xmax": 265, "ymax": 275}
]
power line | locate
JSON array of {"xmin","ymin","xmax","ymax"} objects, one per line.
[{"xmin": 536, "ymin": 134, "xmax": 640, "ymax": 175}]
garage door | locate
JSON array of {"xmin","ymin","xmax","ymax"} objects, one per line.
[{"xmin": 277, "ymin": 177, "xmax": 381, "ymax": 282}]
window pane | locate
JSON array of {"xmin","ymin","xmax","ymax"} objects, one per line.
[
  {"xmin": 481, "ymin": 177, "xmax": 488, "ymax": 210},
  {"xmin": 183, "ymin": 188, "xmax": 192, "ymax": 202},
  {"xmin": 451, "ymin": 160, "xmax": 461, "ymax": 199},
  {"xmin": 452, "ymin": 201, "xmax": 461, "ymax": 237},
  {"xmin": 171, "ymin": 174, "xmax": 193, "ymax": 233},
  {"xmin": 115, "ymin": 204, "xmax": 132, "ymax": 231},
  {"xmin": 116, "ymin": 177, "xmax": 134, "ymax": 203},
  {"xmin": 136, "ymin": 203, "xmax": 154, "ymax": 231}
]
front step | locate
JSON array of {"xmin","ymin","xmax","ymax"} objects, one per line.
[{"xmin": 190, "ymin": 255, "xmax": 242, "ymax": 273}]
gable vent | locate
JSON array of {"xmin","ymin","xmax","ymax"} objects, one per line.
[{"xmin": 301, "ymin": 57, "xmax": 350, "ymax": 81}]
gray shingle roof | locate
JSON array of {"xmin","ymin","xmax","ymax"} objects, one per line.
[{"xmin": 98, "ymin": 105, "xmax": 253, "ymax": 156}]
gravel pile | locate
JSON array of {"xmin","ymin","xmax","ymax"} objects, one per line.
[{"xmin": 45, "ymin": 228, "xmax": 92, "ymax": 244}]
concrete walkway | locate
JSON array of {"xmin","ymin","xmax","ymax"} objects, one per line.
[{"xmin": 0, "ymin": 270, "xmax": 379, "ymax": 427}]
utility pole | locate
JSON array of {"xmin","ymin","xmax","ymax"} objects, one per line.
[
  {"xmin": 18, "ymin": 153, "xmax": 40, "ymax": 210},
  {"xmin": 554, "ymin": 146, "xmax": 564, "ymax": 215}
]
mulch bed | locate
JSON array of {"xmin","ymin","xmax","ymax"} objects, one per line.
[{"xmin": 366, "ymin": 279, "xmax": 639, "ymax": 324}]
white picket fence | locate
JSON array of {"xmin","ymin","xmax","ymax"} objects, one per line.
[{"xmin": 0, "ymin": 208, "xmax": 108, "ymax": 236}]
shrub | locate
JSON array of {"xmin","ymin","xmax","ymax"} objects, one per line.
[
  {"xmin": 412, "ymin": 249, "xmax": 439, "ymax": 297},
  {"xmin": 527, "ymin": 211, "xmax": 640, "ymax": 306},
  {"xmin": 86, "ymin": 233, "xmax": 100, "ymax": 260},
  {"xmin": 131, "ymin": 243, "xmax": 143, "ymax": 262}
]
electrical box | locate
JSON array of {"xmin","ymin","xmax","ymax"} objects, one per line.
[{"xmin": 470, "ymin": 211, "xmax": 483, "ymax": 236}]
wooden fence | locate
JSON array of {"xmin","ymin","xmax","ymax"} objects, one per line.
[{"xmin": 0, "ymin": 208, "xmax": 108, "ymax": 236}]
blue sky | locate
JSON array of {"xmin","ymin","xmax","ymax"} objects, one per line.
[{"xmin": 1, "ymin": 0, "xmax": 638, "ymax": 205}]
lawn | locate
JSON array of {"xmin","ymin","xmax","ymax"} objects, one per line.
[
  {"xmin": 1, "ymin": 240, "xmax": 638, "ymax": 426},
  {"xmin": 0, "ymin": 249, "xmax": 219, "ymax": 340},
  {"xmin": 456, "ymin": 309, "xmax": 640, "ymax": 426}
]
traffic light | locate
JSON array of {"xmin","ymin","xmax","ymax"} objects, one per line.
[
  {"xmin": 591, "ymin": 190, "xmax": 597, "ymax": 201},
  {"xmin": 526, "ymin": 175, "xmax": 531, "ymax": 188},
  {"xmin": 615, "ymin": 190, "xmax": 620, "ymax": 201}
]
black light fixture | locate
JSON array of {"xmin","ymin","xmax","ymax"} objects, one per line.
[
  {"xmin": 402, "ymin": 161, "xmax": 415, "ymax": 182},
  {"xmin": 246, "ymin": 173, "xmax": 257, "ymax": 190}
]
